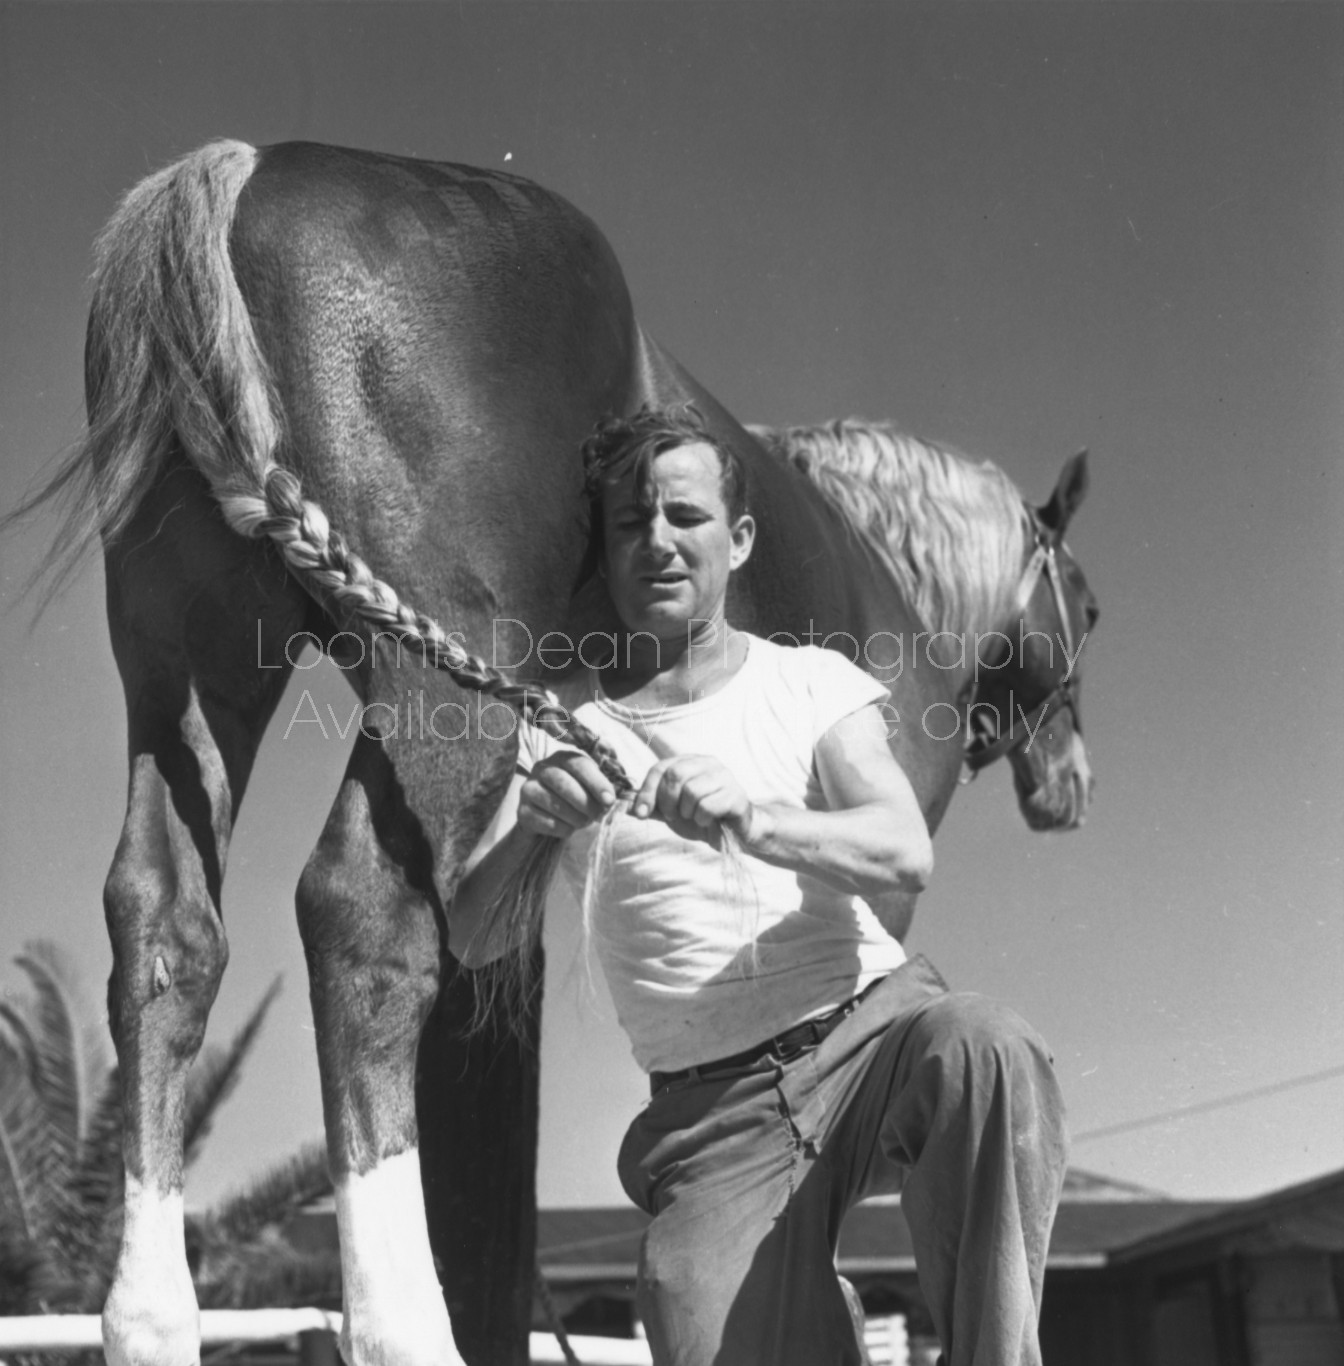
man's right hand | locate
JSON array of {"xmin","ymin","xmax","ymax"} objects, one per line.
[{"xmin": 517, "ymin": 751, "xmax": 618, "ymax": 838}]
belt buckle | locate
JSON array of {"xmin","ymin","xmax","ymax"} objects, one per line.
[{"xmin": 773, "ymin": 1023, "xmax": 819, "ymax": 1065}]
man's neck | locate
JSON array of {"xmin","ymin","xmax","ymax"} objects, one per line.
[{"xmin": 601, "ymin": 619, "xmax": 748, "ymax": 709}]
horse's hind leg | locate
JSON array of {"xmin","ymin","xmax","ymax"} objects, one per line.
[
  {"xmin": 98, "ymin": 461, "xmax": 304, "ymax": 1365},
  {"xmin": 296, "ymin": 722, "xmax": 512, "ymax": 1366}
]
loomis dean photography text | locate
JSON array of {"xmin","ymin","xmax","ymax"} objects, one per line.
[{"xmin": 267, "ymin": 618, "xmax": 1087, "ymax": 749}]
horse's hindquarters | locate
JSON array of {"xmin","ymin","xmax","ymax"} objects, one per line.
[{"xmin": 223, "ymin": 143, "xmax": 654, "ymax": 1362}]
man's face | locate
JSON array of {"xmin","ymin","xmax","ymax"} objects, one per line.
[{"xmin": 601, "ymin": 441, "xmax": 754, "ymax": 640}]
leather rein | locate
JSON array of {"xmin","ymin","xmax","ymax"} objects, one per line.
[{"xmin": 962, "ymin": 518, "xmax": 1082, "ymax": 777}]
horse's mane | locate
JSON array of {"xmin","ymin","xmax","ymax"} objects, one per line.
[{"xmin": 750, "ymin": 420, "xmax": 1029, "ymax": 639}]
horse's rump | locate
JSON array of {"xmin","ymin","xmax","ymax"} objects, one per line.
[
  {"xmin": 228, "ymin": 143, "xmax": 639, "ymax": 638},
  {"xmin": 60, "ymin": 140, "xmax": 688, "ymax": 906}
]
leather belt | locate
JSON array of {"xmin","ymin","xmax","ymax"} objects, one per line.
[{"xmin": 649, "ymin": 977, "xmax": 885, "ymax": 1095}]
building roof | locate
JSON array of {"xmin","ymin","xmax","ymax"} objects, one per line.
[
  {"xmin": 1059, "ymin": 1167, "xmax": 1167, "ymax": 1201},
  {"xmin": 536, "ymin": 1192, "xmax": 1230, "ymax": 1281},
  {"xmin": 289, "ymin": 1166, "xmax": 1343, "ymax": 1281},
  {"xmin": 1109, "ymin": 1164, "xmax": 1344, "ymax": 1264}
]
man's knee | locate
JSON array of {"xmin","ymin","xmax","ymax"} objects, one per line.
[
  {"xmin": 639, "ymin": 1238, "xmax": 697, "ymax": 1310},
  {"xmin": 915, "ymin": 991, "xmax": 1055, "ymax": 1078},
  {"xmin": 892, "ymin": 992, "xmax": 1066, "ymax": 1156},
  {"xmin": 637, "ymin": 1231, "xmax": 727, "ymax": 1357}
]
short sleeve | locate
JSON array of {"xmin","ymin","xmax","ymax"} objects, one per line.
[
  {"xmin": 804, "ymin": 647, "xmax": 891, "ymax": 744},
  {"xmin": 516, "ymin": 674, "xmax": 591, "ymax": 772}
]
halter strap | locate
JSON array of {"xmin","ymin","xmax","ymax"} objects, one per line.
[{"xmin": 962, "ymin": 520, "xmax": 1081, "ymax": 776}]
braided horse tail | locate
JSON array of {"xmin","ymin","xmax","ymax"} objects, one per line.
[{"xmin": 21, "ymin": 139, "xmax": 628, "ymax": 1000}]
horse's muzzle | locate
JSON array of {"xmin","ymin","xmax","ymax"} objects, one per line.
[{"xmin": 1015, "ymin": 731, "xmax": 1093, "ymax": 831}]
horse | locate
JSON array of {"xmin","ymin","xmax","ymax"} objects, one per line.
[{"xmin": 13, "ymin": 139, "xmax": 1095, "ymax": 1366}]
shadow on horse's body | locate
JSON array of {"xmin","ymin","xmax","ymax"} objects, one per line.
[{"xmin": 17, "ymin": 141, "xmax": 1095, "ymax": 1366}]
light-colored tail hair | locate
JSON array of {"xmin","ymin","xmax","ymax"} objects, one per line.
[
  {"xmin": 7, "ymin": 141, "xmax": 275, "ymax": 605},
  {"xmin": 9, "ymin": 139, "xmax": 629, "ymax": 1022}
]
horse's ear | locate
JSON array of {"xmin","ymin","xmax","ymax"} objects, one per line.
[{"xmin": 1037, "ymin": 450, "xmax": 1089, "ymax": 537}]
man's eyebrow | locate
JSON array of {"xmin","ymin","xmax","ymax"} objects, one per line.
[
  {"xmin": 658, "ymin": 495, "xmax": 715, "ymax": 514},
  {"xmin": 612, "ymin": 493, "xmax": 714, "ymax": 517}
]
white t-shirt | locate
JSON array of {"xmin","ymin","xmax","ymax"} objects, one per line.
[{"xmin": 519, "ymin": 635, "xmax": 907, "ymax": 1073}]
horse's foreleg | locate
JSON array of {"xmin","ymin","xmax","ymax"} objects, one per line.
[
  {"xmin": 99, "ymin": 690, "xmax": 263, "ymax": 1366},
  {"xmin": 297, "ymin": 733, "xmax": 470, "ymax": 1366}
]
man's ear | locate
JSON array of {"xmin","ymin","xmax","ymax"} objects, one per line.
[{"xmin": 730, "ymin": 514, "xmax": 756, "ymax": 570}]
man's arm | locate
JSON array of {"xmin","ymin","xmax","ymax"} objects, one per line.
[
  {"xmin": 447, "ymin": 772, "xmax": 532, "ymax": 968},
  {"xmin": 747, "ymin": 704, "xmax": 933, "ymax": 897},
  {"xmin": 632, "ymin": 703, "xmax": 933, "ymax": 899}
]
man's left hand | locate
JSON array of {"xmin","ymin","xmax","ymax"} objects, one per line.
[{"xmin": 631, "ymin": 755, "xmax": 757, "ymax": 847}]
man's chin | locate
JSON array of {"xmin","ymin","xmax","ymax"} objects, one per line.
[{"xmin": 613, "ymin": 595, "xmax": 693, "ymax": 633}]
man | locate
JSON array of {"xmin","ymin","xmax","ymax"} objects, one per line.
[{"xmin": 451, "ymin": 405, "xmax": 1067, "ymax": 1366}]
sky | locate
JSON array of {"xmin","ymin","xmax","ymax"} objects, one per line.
[{"xmin": 0, "ymin": 3, "xmax": 1340, "ymax": 1212}]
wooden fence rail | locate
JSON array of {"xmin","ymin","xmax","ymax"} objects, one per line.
[{"xmin": 0, "ymin": 1312, "xmax": 655, "ymax": 1365}]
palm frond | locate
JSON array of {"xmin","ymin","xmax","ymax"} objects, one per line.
[
  {"xmin": 72, "ymin": 1198, "xmax": 124, "ymax": 1313},
  {"xmin": 191, "ymin": 1140, "xmax": 331, "ymax": 1250},
  {"xmin": 195, "ymin": 1235, "xmax": 343, "ymax": 1310},
  {"xmin": 0, "ymin": 952, "xmax": 332, "ymax": 1317},
  {"xmin": 188, "ymin": 1139, "xmax": 338, "ymax": 1311},
  {"xmin": 0, "ymin": 1033, "xmax": 59, "ymax": 1250},
  {"xmin": 9, "ymin": 942, "xmax": 110, "ymax": 1166},
  {"xmin": 0, "ymin": 1221, "xmax": 42, "ymax": 1312},
  {"xmin": 0, "ymin": 944, "xmax": 118, "ymax": 1305},
  {"xmin": 72, "ymin": 1168, "xmax": 125, "ymax": 1312},
  {"xmin": 0, "ymin": 1000, "xmax": 40, "ymax": 1083},
  {"xmin": 183, "ymin": 975, "xmax": 282, "ymax": 1166},
  {"xmin": 54, "ymin": 1067, "xmax": 127, "ymax": 1307},
  {"xmin": 67, "ymin": 1067, "xmax": 125, "ymax": 1220}
]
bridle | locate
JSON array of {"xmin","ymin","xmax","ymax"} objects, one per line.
[{"xmin": 962, "ymin": 514, "xmax": 1084, "ymax": 777}]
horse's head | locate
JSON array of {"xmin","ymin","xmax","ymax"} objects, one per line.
[{"xmin": 966, "ymin": 451, "xmax": 1097, "ymax": 831}]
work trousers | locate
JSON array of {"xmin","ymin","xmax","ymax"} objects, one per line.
[{"xmin": 616, "ymin": 956, "xmax": 1068, "ymax": 1366}]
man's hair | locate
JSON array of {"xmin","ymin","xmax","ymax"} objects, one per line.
[{"xmin": 581, "ymin": 404, "xmax": 749, "ymax": 550}]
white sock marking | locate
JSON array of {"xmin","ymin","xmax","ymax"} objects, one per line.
[
  {"xmin": 335, "ymin": 1149, "xmax": 465, "ymax": 1366},
  {"xmin": 102, "ymin": 1177, "xmax": 199, "ymax": 1366}
]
